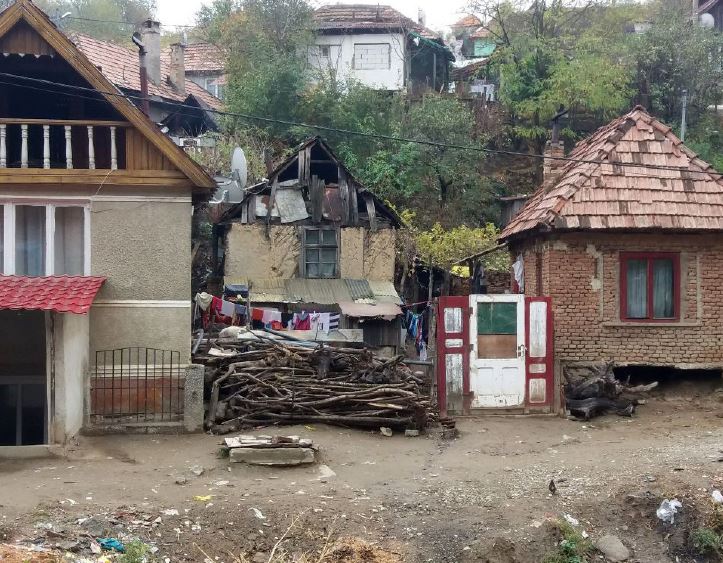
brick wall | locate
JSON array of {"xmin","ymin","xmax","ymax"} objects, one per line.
[
  {"xmin": 512, "ymin": 232, "xmax": 723, "ymax": 367},
  {"xmin": 353, "ymin": 43, "xmax": 390, "ymax": 70}
]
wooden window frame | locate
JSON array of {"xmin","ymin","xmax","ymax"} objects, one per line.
[
  {"xmin": 619, "ymin": 251, "xmax": 680, "ymax": 322},
  {"xmin": 300, "ymin": 226, "xmax": 339, "ymax": 279}
]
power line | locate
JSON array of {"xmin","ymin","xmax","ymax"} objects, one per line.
[
  {"xmin": 0, "ymin": 71, "xmax": 719, "ymax": 178},
  {"xmin": 63, "ymin": 16, "xmax": 196, "ymax": 28}
]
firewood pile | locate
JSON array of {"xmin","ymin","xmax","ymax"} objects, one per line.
[
  {"xmin": 198, "ymin": 336, "xmax": 434, "ymax": 432},
  {"xmin": 564, "ymin": 361, "xmax": 658, "ymax": 420}
]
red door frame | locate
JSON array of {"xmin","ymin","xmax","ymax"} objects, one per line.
[
  {"xmin": 524, "ymin": 296, "xmax": 554, "ymax": 408},
  {"xmin": 436, "ymin": 296, "xmax": 470, "ymax": 418}
]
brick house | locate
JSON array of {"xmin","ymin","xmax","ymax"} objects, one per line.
[{"xmin": 499, "ymin": 106, "xmax": 723, "ymax": 376}]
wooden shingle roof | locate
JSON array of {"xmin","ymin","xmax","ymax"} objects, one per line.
[{"xmin": 500, "ymin": 106, "xmax": 723, "ymax": 241}]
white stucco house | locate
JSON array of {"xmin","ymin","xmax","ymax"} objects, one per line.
[{"xmin": 310, "ymin": 4, "xmax": 453, "ymax": 93}]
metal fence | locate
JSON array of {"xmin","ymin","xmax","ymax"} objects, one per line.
[{"xmin": 91, "ymin": 348, "xmax": 184, "ymax": 423}]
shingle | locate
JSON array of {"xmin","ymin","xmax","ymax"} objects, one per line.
[{"xmin": 0, "ymin": 276, "xmax": 106, "ymax": 314}]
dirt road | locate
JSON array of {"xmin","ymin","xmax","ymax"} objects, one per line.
[{"xmin": 0, "ymin": 388, "xmax": 721, "ymax": 562}]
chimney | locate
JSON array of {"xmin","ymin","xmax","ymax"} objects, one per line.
[
  {"xmin": 140, "ymin": 19, "xmax": 161, "ymax": 86},
  {"xmin": 169, "ymin": 42, "xmax": 186, "ymax": 94},
  {"xmin": 418, "ymin": 9, "xmax": 426, "ymax": 26},
  {"xmin": 543, "ymin": 106, "xmax": 568, "ymax": 185}
]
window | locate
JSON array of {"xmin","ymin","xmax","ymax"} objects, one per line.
[
  {"xmin": 319, "ymin": 45, "xmax": 330, "ymax": 58},
  {"xmin": 204, "ymin": 77, "xmax": 226, "ymax": 100},
  {"xmin": 620, "ymin": 252, "xmax": 680, "ymax": 321},
  {"xmin": 1, "ymin": 203, "xmax": 89, "ymax": 276},
  {"xmin": 303, "ymin": 228, "xmax": 338, "ymax": 279},
  {"xmin": 353, "ymin": 43, "xmax": 391, "ymax": 70}
]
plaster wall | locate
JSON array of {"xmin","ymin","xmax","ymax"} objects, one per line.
[{"xmin": 309, "ymin": 32, "xmax": 407, "ymax": 90}]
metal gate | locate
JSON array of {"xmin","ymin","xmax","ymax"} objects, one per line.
[{"xmin": 91, "ymin": 348, "xmax": 184, "ymax": 423}]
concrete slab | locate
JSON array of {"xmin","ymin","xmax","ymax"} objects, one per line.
[
  {"xmin": 229, "ymin": 447, "xmax": 316, "ymax": 466},
  {"xmin": 0, "ymin": 445, "xmax": 55, "ymax": 459}
]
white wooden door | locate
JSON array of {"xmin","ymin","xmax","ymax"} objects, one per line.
[{"xmin": 469, "ymin": 294, "xmax": 526, "ymax": 408}]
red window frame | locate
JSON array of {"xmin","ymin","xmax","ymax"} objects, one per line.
[{"xmin": 620, "ymin": 252, "xmax": 680, "ymax": 322}]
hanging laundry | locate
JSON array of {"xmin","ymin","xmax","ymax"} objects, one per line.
[
  {"xmin": 252, "ymin": 308, "xmax": 264, "ymax": 322},
  {"xmin": 220, "ymin": 299, "xmax": 235, "ymax": 318},
  {"xmin": 328, "ymin": 313, "xmax": 340, "ymax": 331},
  {"xmin": 418, "ymin": 341, "xmax": 428, "ymax": 361},
  {"xmin": 194, "ymin": 292, "xmax": 213, "ymax": 311},
  {"xmin": 293, "ymin": 311, "xmax": 311, "ymax": 330}
]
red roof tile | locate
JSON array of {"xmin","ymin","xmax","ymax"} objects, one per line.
[
  {"xmin": 179, "ymin": 43, "xmax": 226, "ymax": 74},
  {"xmin": 314, "ymin": 4, "xmax": 442, "ymax": 40},
  {"xmin": 70, "ymin": 33, "xmax": 223, "ymax": 111},
  {"xmin": 452, "ymin": 15, "xmax": 483, "ymax": 28},
  {"xmin": 500, "ymin": 106, "xmax": 723, "ymax": 241},
  {"xmin": 0, "ymin": 276, "xmax": 106, "ymax": 314}
]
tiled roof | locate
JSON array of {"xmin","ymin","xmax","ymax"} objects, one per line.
[
  {"xmin": 314, "ymin": 4, "xmax": 441, "ymax": 40},
  {"xmin": 0, "ymin": 276, "xmax": 106, "ymax": 314},
  {"xmin": 500, "ymin": 106, "xmax": 723, "ymax": 240},
  {"xmin": 181, "ymin": 42, "xmax": 226, "ymax": 73},
  {"xmin": 452, "ymin": 15, "xmax": 483, "ymax": 28},
  {"xmin": 70, "ymin": 33, "xmax": 223, "ymax": 110}
]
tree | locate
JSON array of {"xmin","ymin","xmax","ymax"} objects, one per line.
[
  {"xmin": 628, "ymin": 0, "xmax": 723, "ymax": 129},
  {"xmin": 470, "ymin": 0, "xmax": 634, "ymax": 155},
  {"xmin": 37, "ymin": 0, "xmax": 156, "ymax": 43}
]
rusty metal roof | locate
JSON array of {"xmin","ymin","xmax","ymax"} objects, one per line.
[
  {"xmin": 500, "ymin": 106, "xmax": 723, "ymax": 241},
  {"xmin": 228, "ymin": 278, "xmax": 401, "ymax": 310},
  {"xmin": 314, "ymin": 4, "xmax": 441, "ymax": 40}
]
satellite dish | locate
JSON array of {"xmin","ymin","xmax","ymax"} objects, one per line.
[
  {"xmin": 699, "ymin": 13, "xmax": 715, "ymax": 29},
  {"xmin": 231, "ymin": 147, "xmax": 248, "ymax": 189}
]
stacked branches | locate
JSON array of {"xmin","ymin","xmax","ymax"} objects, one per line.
[{"xmin": 200, "ymin": 338, "xmax": 433, "ymax": 432}]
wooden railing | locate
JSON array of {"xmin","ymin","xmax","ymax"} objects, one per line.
[{"xmin": 0, "ymin": 119, "xmax": 130, "ymax": 170}]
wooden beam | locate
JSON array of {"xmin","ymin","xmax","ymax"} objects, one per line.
[
  {"xmin": 0, "ymin": 168, "xmax": 194, "ymax": 187},
  {"xmin": 0, "ymin": 119, "xmax": 130, "ymax": 127},
  {"xmin": 364, "ymin": 192, "xmax": 377, "ymax": 231}
]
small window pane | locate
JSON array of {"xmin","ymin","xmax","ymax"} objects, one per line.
[
  {"xmin": 306, "ymin": 263, "xmax": 319, "ymax": 278},
  {"xmin": 653, "ymin": 259, "xmax": 674, "ymax": 318},
  {"xmin": 15, "ymin": 206, "xmax": 45, "ymax": 276},
  {"xmin": 306, "ymin": 230, "xmax": 319, "ymax": 245},
  {"xmin": 54, "ymin": 207, "xmax": 84, "ymax": 275},
  {"xmin": 626, "ymin": 259, "xmax": 648, "ymax": 318},
  {"xmin": 320, "ymin": 263, "xmax": 336, "ymax": 278},
  {"xmin": 322, "ymin": 230, "xmax": 336, "ymax": 245},
  {"xmin": 306, "ymin": 249, "xmax": 319, "ymax": 263},
  {"xmin": 477, "ymin": 302, "xmax": 517, "ymax": 335},
  {"xmin": 321, "ymin": 248, "xmax": 336, "ymax": 262}
]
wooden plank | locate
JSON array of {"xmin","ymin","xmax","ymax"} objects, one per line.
[
  {"xmin": 0, "ymin": 119, "xmax": 130, "ymax": 127},
  {"xmin": 310, "ymin": 176, "xmax": 324, "ymax": 223},
  {"xmin": 364, "ymin": 192, "xmax": 377, "ymax": 231},
  {"xmin": 0, "ymin": 168, "xmax": 193, "ymax": 187},
  {"xmin": 349, "ymin": 180, "xmax": 359, "ymax": 225},
  {"xmin": 266, "ymin": 179, "xmax": 279, "ymax": 238},
  {"xmin": 0, "ymin": 19, "xmax": 55, "ymax": 56},
  {"xmin": 338, "ymin": 167, "xmax": 350, "ymax": 225}
]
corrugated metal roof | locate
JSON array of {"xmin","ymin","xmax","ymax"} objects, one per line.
[
  {"xmin": 500, "ymin": 106, "xmax": 723, "ymax": 240},
  {"xmin": 229, "ymin": 278, "xmax": 401, "ymax": 311}
]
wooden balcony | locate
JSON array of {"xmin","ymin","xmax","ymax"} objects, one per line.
[
  {"xmin": 0, "ymin": 119, "xmax": 194, "ymax": 187},
  {"xmin": 0, "ymin": 119, "xmax": 129, "ymax": 170}
]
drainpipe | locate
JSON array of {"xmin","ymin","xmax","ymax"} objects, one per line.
[{"xmin": 132, "ymin": 31, "xmax": 151, "ymax": 117}]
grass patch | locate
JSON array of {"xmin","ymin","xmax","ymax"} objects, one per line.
[
  {"xmin": 119, "ymin": 540, "xmax": 157, "ymax": 563},
  {"xmin": 543, "ymin": 520, "xmax": 594, "ymax": 563},
  {"xmin": 692, "ymin": 528, "xmax": 722, "ymax": 556}
]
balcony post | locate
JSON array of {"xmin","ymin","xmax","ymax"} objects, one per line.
[
  {"xmin": 43, "ymin": 125, "xmax": 50, "ymax": 169},
  {"xmin": 0, "ymin": 124, "xmax": 6, "ymax": 168},
  {"xmin": 65, "ymin": 125, "xmax": 73, "ymax": 169},
  {"xmin": 87, "ymin": 126, "xmax": 95, "ymax": 170},
  {"xmin": 21, "ymin": 124, "xmax": 28, "ymax": 168},
  {"xmin": 110, "ymin": 126, "xmax": 118, "ymax": 170}
]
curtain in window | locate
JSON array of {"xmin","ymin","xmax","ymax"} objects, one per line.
[
  {"xmin": 15, "ymin": 206, "xmax": 45, "ymax": 276},
  {"xmin": 626, "ymin": 259, "xmax": 647, "ymax": 318},
  {"xmin": 0, "ymin": 207, "xmax": 4, "ymax": 275},
  {"xmin": 653, "ymin": 259, "xmax": 674, "ymax": 318},
  {"xmin": 54, "ymin": 207, "xmax": 84, "ymax": 275}
]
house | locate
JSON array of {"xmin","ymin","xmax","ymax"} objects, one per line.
[
  {"xmin": 71, "ymin": 22, "xmax": 223, "ymax": 141},
  {"xmin": 449, "ymin": 15, "xmax": 497, "ymax": 100},
  {"xmin": 499, "ymin": 105, "xmax": 723, "ymax": 380},
  {"xmin": 214, "ymin": 137, "xmax": 405, "ymax": 356},
  {"xmin": 178, "ymin": 42, "xmax": 227, "ymax": 101},
  {"xmin": 310, "ymin": 4, "xmax": 454, "ymax": 93},
  {"xmin": 0, "ymin": 0, "xmax": 215, "ymax": 447}
]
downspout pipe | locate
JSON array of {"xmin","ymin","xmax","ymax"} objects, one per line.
[{"xmin": 132, "ymin": 31, "xmax": 151, "ymax": 117}]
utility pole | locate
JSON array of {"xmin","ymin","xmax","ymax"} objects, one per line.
[{"xmin": 680, "ymin": 89, "xmax": 688, "ymax": 142}]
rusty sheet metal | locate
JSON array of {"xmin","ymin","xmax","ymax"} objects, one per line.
[
  {"xmin": 275, "ymin": 188, "xmax": 309, "ymax": 223},
  {"xmin": 338, "ymin": 301, "xmax": 402, "ymax": 319},
  {"xmin": 500, "ymin": 106, "xmax": 723, "ymax": 240},
  {"xmin": 345, "ymin": 279, "xmax": 375, "ymax": 301},
  {"xmin": 323, "ymin": 187, "xmax": 344, "ymax": 222}
]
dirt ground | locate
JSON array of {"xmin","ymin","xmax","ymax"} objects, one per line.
[{"xmin": 1, "ymin": 381, "xmax": 722, "ymax": 563}]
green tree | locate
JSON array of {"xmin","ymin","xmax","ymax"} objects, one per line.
[
  {"xmin": 628, "ymin": 0, "xmax": 723, "ymax": 128},
  {"xmin": 37, "ymin": 0, "xmax": 156, "ymax": 43}
]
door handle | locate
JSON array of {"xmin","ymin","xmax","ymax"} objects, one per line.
[{"xmin": 517, "ymin": 344, "xmax": 527, "ymax": 359}]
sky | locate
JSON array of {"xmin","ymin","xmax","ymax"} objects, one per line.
[{"xmin": 156, "ymin": 0, "xmax": 472, "ymax": 34}]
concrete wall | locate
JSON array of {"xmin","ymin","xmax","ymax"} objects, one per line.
[
  {"xmin": 50, "ymin": 313, "xmax": 89, "ymax": 443},
  {"xmin": 309, "ymin": 32, "xmax": 407, "ymax": 90},
  {"xmin": 225, "ymin": 224, "xmax": 396, "ymax": 282},
  {"xmin": 514, "ymin": 232, "xmax": 723, "ymax": 367},
  {"xmin": 90, "ymin": 199, "xmax": 192, "ymax": 360}
]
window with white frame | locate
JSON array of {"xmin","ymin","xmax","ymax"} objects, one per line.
[
  {"xmin": 204, "ymin": 77, "xmax": 226, "ymax": 100},
  {"xmin": 353, "ymin": 43, "xmax": 391, "ymax": 70},
  {"xmin": 2, "ymin": 203, "xmax": 90, "ymax": 276}
]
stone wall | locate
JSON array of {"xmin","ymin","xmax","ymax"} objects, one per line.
[{"xmin": 512, "ymin": 232, "xmax": 723, "ymax": 367}]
